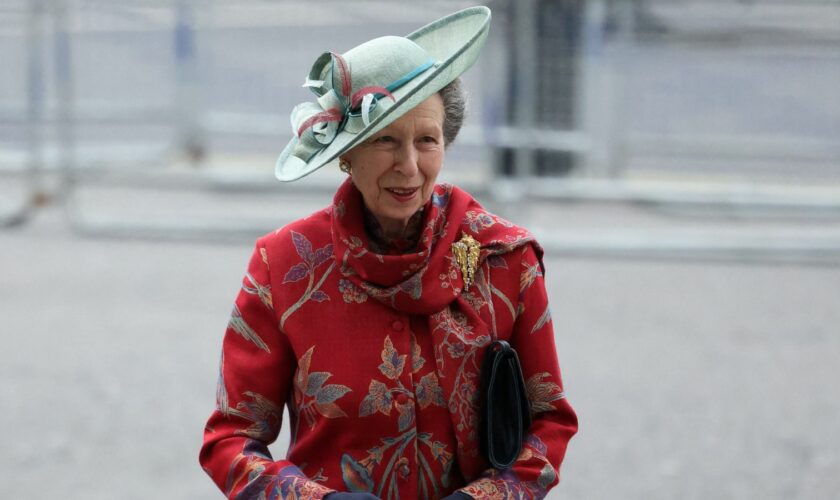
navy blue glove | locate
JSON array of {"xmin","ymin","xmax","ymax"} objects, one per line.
[
  {"xmin": 324, "ymin": 494, "xmax": 380, "ymax": 500},
  {"xmin": 440, "ymin": 492, "xmax": 473, "ymax": 500}
]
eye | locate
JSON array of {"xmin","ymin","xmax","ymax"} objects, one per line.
[
  {"xmin": 419, "ymin": 136, "xmax": 439, "ymax": 144},
  {"xmin": 374, "ymin": 135, "xmax": 395, "ymax": 143}
]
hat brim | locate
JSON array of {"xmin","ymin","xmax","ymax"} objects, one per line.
[{"xmin": 275, "ymin": 6, "xmax": 491, "ymax": 182}]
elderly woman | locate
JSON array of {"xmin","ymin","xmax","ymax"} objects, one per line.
[{"xmin": 200, "ymin": 6, "xmax": 577, "ymax": 500}]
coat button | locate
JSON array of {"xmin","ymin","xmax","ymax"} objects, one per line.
[
  {"xmin": 391, "ymin": 320, "xmax": 404, "ymax": 332},
  {"xmin": 396, "ymin": 393, "xmax": 409, "ymax": 405}
]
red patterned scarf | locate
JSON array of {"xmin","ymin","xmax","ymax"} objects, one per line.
[{"xmin": 331, "ymin": 178, "xmax": 539, "ymax": 479}]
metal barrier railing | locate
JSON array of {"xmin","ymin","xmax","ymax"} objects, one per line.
[
  {"xmin": 40, "ymin": 0, "xmax": 494, "ymax": 242},
  {"xmin": 1, "ymin": 0, "xmax": 44, "ymax": 227},
  {"xmin": 2, "ymin": 0, "xmax": 839, "ymax": 263},
  {"xmin": 481, "ymin": 0, "xmax": 840, "ymax": 263}
]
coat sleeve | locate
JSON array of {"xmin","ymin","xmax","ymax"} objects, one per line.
[
  {"xmin": 458, "ymin": 245, "xmax": 578, "ymax": 499},
  {"xmin": 199, "ymin": 239, "xmax": 337, "ymax": 500}
]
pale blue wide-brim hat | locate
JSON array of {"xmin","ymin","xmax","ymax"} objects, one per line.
[{"xmin": 275, "ymin": 6, "xmax": 491, "ymax": 182}]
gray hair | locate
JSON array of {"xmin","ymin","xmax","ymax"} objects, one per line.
[{"xmin": 438, "ymin": 78, "xmax": 466, "ymax": 148}]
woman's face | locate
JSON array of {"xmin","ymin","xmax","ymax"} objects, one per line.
[{"xmin": 342, "ymin": 94, "xmax": 445, "ymax": 236}]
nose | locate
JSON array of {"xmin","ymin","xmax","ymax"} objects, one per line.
[{"xmin": 393, "ymin": 142, "xmax": 419, "ymax": 176}]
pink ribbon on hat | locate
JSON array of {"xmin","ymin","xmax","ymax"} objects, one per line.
[{"xmin": 296, "ymin": 53, "xmax": 395, "ymax": 139}]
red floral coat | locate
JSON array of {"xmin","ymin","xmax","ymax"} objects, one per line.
[{"xmin": 200, "ymin": 180, "xmax": 578, "ymax": 499}]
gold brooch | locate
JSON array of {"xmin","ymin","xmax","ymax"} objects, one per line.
[{"xmin": 451, "ymin": 232, "xmax": 480, "ymax": 291}]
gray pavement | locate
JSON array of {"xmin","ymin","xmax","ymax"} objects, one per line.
[{"xmin": 2, "ymin": 196, "xmax": 839, "ymax": 499}]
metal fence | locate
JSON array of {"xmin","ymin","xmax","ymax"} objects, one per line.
[{"xmin": 1, "ymin": 0, "xmax": 839, "ymax": 261}]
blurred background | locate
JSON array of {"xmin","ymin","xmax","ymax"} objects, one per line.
[{"xmin": 1, "ymin": 0, "xmax": 839, "ymax": 498}]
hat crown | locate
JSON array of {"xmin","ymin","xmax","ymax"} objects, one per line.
[{"xmin": 313, "ymin": 36, "xmax": 432, "ymax": 101}]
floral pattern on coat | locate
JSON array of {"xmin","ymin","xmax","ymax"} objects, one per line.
[
  {"xmin": 200, "ymin": 180, "xmax": 577, "ymax": 500},
  {"xmin": 341, "ymin": 337, "xmax": 452, "ymax": 500}
]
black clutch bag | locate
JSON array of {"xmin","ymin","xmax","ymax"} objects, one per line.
[{"xmin": 479, "ymin": 340, "xmax": 532, "ymax": 469}]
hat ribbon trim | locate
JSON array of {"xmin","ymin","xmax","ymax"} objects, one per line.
[
  {"xmin": 383, "ymin": 58, "xmax": 435, "ymax": 92},
  {"xmin": 331, "ymin": 52, "xmax": 353, "ymax": 99},
  {"xmin": 350, "ymin": 86, "xmax": 395, "ymax": 111},
  {"xmin": 292, "ymin": 57, "xmax": 438, "ymax": 157},
  {"xmin": 296, "ymin": 107, "xmax": 343, "ymax": 139},
  {"xmin": 344, "ymin": 58, "xmax": 434, "ymax": 125}
]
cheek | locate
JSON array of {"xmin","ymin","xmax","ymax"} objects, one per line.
[
  {"xmin": 355, "ymin": 173, "xmax": 383, "ymax": 203},
  {"xmin": 421, "ymin": 153, "xmax": 444, "ymax": 184},
  {"xmin": 350, "ymin": 152, "xmax": 393, "ymax": 196}
]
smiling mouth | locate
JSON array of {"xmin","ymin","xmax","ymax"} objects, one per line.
[
  {"xmin": 386, "ymin": 187, "xmax": 419, "ymax": 195},
  {"xmin": 385, "ymin": 187, "xmax": 419, "ymax": 201}
]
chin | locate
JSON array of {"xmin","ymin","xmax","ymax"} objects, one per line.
[{"xmin": 387, "ymin": 205, "xmax": 420, "ymax": 220}]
